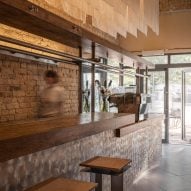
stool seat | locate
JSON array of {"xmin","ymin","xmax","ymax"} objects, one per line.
[
  {"xmin": 80, "ymin": 156, "xmax": 132, "ymax": 173},
  {"xmin": 80, "ymin": 156, "xmax": 132, "ymax": 191},
  {"xmin": 25, "ymin": 178, "xmax": 97, "ymax": 191}
]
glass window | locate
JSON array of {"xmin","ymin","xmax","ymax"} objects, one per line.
[
  {"xmin": 171, "ymin": 54, "xmax": 191, "ymax": 64},
  {"xmin": 107, "ymin": 59, "xmax": 119, "ymax": 67},
  {"xmin": 143, "ymin": 55, "xmax": 168, "ymax": 64},
  {"xmin": 94, "ymin": 59, "xmax": 120, "ymax": 112},
  {"xmin": 148, "ymin": 71, "xmax": 165, "ymax": 114},
  {"xmin": 123, "ymin": 69, "xmax": 136, "ymax": 85},
  {"xmin": 169, "ymin": 68, "xmax": 182, "ymax": 142},
  {"xmin": 94, "ymin": 68, "xmax": 119, "ymax": 112},
  {"xmin": 94, "ymin": 68, "xmax": 106, "ymax": 112},
  {"xmin": 82, "ymin": 64, "xmax": 92, "ymax": 113}
]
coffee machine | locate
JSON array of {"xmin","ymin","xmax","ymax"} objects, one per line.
[{"xmin": 108, "ymin": 93, "xmax": 151, "ymax": 122}]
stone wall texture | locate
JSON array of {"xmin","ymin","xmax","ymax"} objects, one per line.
[
  {"xmin": 0, "ymin": 117, "xmax": 162, "ymax": 191},
  {"xmin": 0, "ymin": 54, "xmax": 79, "ymax": 122}
]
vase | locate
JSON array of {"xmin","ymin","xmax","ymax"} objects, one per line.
[{"xmin": 102, "ymin": 97, "xmax": 109, "ymax": 112}]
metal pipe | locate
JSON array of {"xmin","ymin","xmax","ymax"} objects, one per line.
[
  {"xmin": 0, "ymin": 45, "xmax": 75, "ymax": 65},
  {"xmin": 0, "ymin": 35, "xmax": 148, "ymax": 78},
  {"xmin": 95, "ymin": 67, "xmax": 135, "ymax": 77}
]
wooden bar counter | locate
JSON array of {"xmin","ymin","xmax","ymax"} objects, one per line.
[
  {"xmin": 0, "ymin": 112, "xmax": 135, "ymax": 162},
  {"xmin": 0, "ymin": 113, "xmax": 163, "ymax": 191}
]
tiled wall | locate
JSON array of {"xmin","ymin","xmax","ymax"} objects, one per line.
[
  {"xmin": 0, "ymin": 54, "xmax": 79, "ymax": 122},
  {"xmin": 0, "ymin": 117, "xmax": 162, "ymax": 191}
]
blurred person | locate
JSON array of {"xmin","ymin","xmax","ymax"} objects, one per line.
[{"xmin": 39, "ymin": 70, "xmax": 65, "ymax": 118}]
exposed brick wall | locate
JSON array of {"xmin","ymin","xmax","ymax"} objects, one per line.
[
  {"xmin": 160, "ymin": 0, "xmax": 191, "ymax": 12},
  {"xmin": 0, "ymin": 54, "xmax": 79, "ymax": 123}
]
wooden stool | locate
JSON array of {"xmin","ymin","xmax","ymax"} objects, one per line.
[
  {"xmin": 25, "ymin": 178, "xmax": 97, "ymax": 191},
  {"xmin": 80, "ymin": 156, "xmax": 132, "ymax": 191}
]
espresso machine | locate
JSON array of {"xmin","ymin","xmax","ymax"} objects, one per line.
[{"xmin": 108, "ymin": 93, "xmax": 151, "ymax": 122}]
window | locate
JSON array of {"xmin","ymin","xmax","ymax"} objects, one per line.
[
  {"xmin": 143, "ymin": 55, "xmax": 168, "ymax": 64},
  {"xmin": 82, "ymin": 64, "xmax": 92, "ymax": 113},
  {"xmin": 171, "ymin": 54, "xmax": 191, "ymax": 64}
]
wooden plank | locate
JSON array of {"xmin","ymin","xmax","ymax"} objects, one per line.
[{"xmin": 0, "ymin": 0, "xmax": 81, "ymax": 48}]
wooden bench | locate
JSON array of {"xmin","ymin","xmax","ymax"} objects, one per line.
[
  {"xmin": 25, "ymin": 178, "xmax": 97, "ymax": 191},
  {"xmin": 80, "ymin": 156, "xmax": 132, "ymax": 191}
]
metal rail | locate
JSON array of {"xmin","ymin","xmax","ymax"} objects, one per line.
[{"xmin": 0, "ymin": 35, "xmax": 148, "ymax": 78}]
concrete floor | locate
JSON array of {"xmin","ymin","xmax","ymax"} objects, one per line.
[{"xmin": 129, "ymin": 144, "xmax": 191, "ymax": 191}]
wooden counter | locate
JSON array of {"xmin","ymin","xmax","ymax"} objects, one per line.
[
  {"xmin": 0, "ymin": 112, "xmax": 163, "ymax": 191},
  {"xmin": 0, "ymin": 112, "xmax": 135, "ymax": 162},
  {"xmin": 115, "ymin": 114, "xmax": 164, "ymax": 137}
]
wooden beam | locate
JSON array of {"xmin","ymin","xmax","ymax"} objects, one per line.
[{"xmin": 0, "ymin": 0, "xmax": 154, "ymax": 68}]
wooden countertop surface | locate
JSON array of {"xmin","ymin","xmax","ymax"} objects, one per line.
[
  {"xmin": 0, "ymin": 112, "xmax": 135, "ymax": 162},
  {"xmin": 80, "ymin": 156, "xmax": 132, "ymax": 173},
  {"xmin": 25, "ymin": 178, "xmax": 97, "ymax": 191}
]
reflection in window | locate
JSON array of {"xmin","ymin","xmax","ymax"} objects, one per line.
[
  {"xmin": 148, "ymin": 71, "xmax": 165, "ymax": 114},
  {"xmin": 94, "ymin": 69, "xmax": 103, "ymax": 112},
  {"xmin": 94, "ymin": 59, "xmax": 120, "ymax": 112},
  {"xmin": 123, "ymin": 69, "xmax": 136, "ymax": 93},
  {"xmin": 82, "ymin": 64, "xmax": 91, "ymax": 113},
  {"xmin": 171, "ymin": 54, "xmax": 191, "ymax": 64},
  {"xmin": 143, "ymin": 55, "xmax": 168, "ymax": 64},
  {"xmin": 94, "ymin": 68, "xmax": 119, "ymax": 112}
]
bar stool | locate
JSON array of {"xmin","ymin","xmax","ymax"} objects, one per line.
[
  {"xmin": 80, "ymin": 156, "xmax": 132, "ymax": 191},
  {"xmin": 25, "ymin": 178, "xmax": 97, "ymax": 191}
]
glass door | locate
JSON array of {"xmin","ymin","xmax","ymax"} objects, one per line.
[
  {"xmin": 182, "ymin": 71, "xmax": 191, "ymax": 142},
  {"xmin": 148, "ymin": 70, "xmax": 168, "ymax": 142},
  {"xmin": 169, "ymin": 68, "xmax": 182, "ymax": 143}
]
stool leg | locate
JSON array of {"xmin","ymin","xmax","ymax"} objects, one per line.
[
  {"xmin": 111, "ymin": 174, "xmax": 123, "ymax": 191},
  {"xmin": 90, "ymin": 173, "xmax": 102, "ymax": 191}
]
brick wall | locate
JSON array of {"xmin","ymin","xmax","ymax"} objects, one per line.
[
  {"xmin": 0, "ymin": 54, "xmax": 79, "ymax": 123},
  {"xmin": 160, "ymin": 0, "xmax": 191, "ymax": 12}
]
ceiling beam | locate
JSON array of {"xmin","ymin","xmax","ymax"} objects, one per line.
[{"xmin": 0, "ymin": 0, "xmax": 154, "ymax": 68}]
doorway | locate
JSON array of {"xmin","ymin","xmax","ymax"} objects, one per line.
[
  {"xmin": 144, "ymin": 53, "xmax": 191, "ymax": 144},
  {"xmin": 148, "ymin": 70, "xmax": 168, "ymax": 143},
  {"xmin": 169, "ymin": 68, "xmax": 191, "ymax": 143}
]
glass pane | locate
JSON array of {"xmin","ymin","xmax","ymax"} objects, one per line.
[
  {"xmin": 107, "ymin": 72, "xmax": 119, "ymax": 112},
  {"xmin": 94, "ymin": 69, "xmax": 107, "ymax": 112},
  {"xmin": 171, "ymin": 54, "xmax": 191, "ymax": 64},
  {"xmin": 143, "ymin": 55, "xmax": 168, "ymax": 64},
  {"xmin": 94, "ymin": 68, "xmax": 119, "ymax": 112},
  {"xmin": 185, "ymin": 72, "xmax": 191, "ymax": 141},
  {"xmin": 107, "ymin": 59, "xmax": 119, "ymax": 67},
  {"xmin": 169, "ymin": 68, "xmax": 182, "ymax": 143},
  {"xmin": 148, "ymin": 71, "xmax": 165, "ymax": 113},
  {"xmin": 123, "ymin": 69, "xmax": 136, "ymax": 93},
  {"xmin": 82, "ymin": 64, "xmax": 92, "ymax": 113},
  {"xmin": 148, "ymin": 71, "xmax": 165, "ymax": 139}
]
